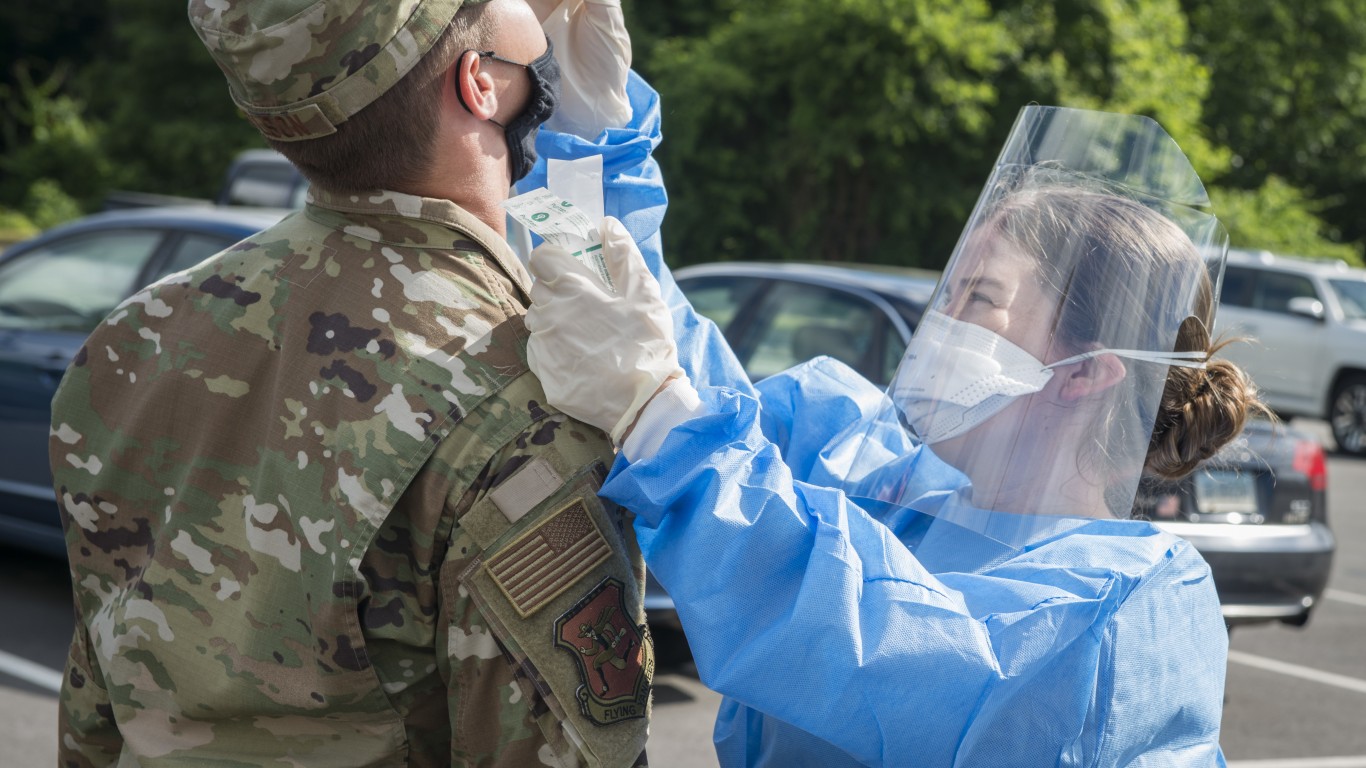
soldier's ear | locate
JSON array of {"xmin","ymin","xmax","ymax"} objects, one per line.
[{"xmin": 452, "ymin": 50, "xmax": 499, "ymax": 121}]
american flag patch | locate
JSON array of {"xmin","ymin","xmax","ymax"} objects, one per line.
[{"xmin": 486, "ymin": 498, "xmax": 612, "ymax": 617}]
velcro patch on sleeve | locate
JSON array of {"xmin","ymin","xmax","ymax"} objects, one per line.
[
  {"xmin": 554, "ymin": 577, "xmax": 653, "ymax": 726},
  {"xmin": 490, "ymin": 456, "xmax": 564, "ymax": 524},
  {"xmin": 486, "ymin": 498, "xmax": 611, "ymax": 617}
]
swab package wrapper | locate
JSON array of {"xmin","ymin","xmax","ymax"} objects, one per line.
[{"xmin": 503, "ymin": 155, "xmax": 614, "ymax": 290}]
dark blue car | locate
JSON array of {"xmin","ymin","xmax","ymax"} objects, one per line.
[{"xmin": 0, "ymin": 206, "xmax": 289, "ymax": 554}]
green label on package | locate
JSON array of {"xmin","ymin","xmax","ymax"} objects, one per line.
[{"xmin": 503, "ymin": 188, "xmax": 614, "ymax": 291}]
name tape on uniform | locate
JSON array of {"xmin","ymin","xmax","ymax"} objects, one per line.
[{"xmin": 490, "ymin": 456, "xmax": 564, "ymax": 524}]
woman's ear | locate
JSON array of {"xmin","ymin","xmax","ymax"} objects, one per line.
[
  {"xmin": 452, "ymin": 50, "xmax": 499, "ymax": 121},
  {"xmin": 1058, "ymin": 353, "xmax": 1127, "ymax": 403}
]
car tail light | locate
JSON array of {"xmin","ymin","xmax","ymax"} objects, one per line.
[{"xmin": 1292, "ymin": 439, "xmax": 1328, "ymax": 493}]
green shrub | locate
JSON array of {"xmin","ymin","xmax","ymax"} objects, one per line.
[
  {"xmin": 0, "ymin": 64, "xmax": 111, "ymax": 212},
  {"xmin": 0, "ymin": 206, "xmax": 39, "ymax": 248},
  {"xmin": 23, "ymin": 178, "xmax": 83, "ymax": 231}
]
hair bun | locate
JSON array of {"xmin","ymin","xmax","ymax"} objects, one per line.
[{"xmin": 1146, "ymin": 357, "xmax": 1266, "ymax": 480}]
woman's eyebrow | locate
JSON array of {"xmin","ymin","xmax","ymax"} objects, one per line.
[{"xmin": 956, "ymin": 275, "xmax": 1008, "ymax": 294}]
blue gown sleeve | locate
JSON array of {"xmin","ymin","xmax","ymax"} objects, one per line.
[
  {"xmin": 519, "ymin": 72, "xmax": 753, "ymax": 396},
  {"xmin": 750, "ymin": 358, "xmax": 961, "ymax": 541},
  {"xmin": 603, "ymin": 382, "xmax": 1001, "ymax": 767}
]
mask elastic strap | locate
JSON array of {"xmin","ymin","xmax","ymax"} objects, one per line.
[
  {"xmin": 453, "ymin": 38, "xmax": 553, "ymax": 127},
  {"xmin": 1046, "ymin": 348, "xmax": 1208, "ymax": 370}
]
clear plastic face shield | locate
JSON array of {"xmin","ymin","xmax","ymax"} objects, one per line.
[{"xmin": 845, "ymin": 106, "xmax": 1229, "ymax": 552}]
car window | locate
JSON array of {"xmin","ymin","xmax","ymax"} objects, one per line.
[
  {"xmin": 877, "ymin": 322, "xmax": 906, "ymax": 386},
  {"xmin": 676, "ymin": 276, "xmax": 767, "ymax": 332},
  {"xmin": 223, "ymin": 162, "xmax": 302, "ymax": 208},
  {"xmin": 1329, "ymin": 278, "xmax": 1366, "ymax": 321},
  {"xmin": 873, "ymin": 297, "xmax": 924, "ymax": 385},
  {"xmin": 1252, "ymin": 271, "xmax": 1319, "ymax": 314},
  {"xmin": 154, "ymin": 232, "xmax": 237, "ymax": 281},
  {"xmin": 290, "ymin": 182, "xmax": 310, "ymax": 209},
  {"xmin": 1219, "ymin": 266, "xmax": 1255, "ymax": 308},
  {"xmin": 0, "ymin": 229, "xmax": 162, "ymax": 332},
  {"xmin": 741, "ymin": 281, "xmax": 879, "ymax": 381}
]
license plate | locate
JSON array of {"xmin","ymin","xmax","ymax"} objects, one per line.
[{"xmin": 1193, "ymin": 470, "xmax": 1258, "ymax": 515}]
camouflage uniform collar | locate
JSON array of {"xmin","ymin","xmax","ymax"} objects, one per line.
[{"xmin": 306, "ymin": 186, "xmax": 533, "ymax": 301}]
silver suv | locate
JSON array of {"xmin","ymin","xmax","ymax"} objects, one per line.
[{"xmin": 1214, "ymin": 249, "xmax": 1366, "ymax": 455}]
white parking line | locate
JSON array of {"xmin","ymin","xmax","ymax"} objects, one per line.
[
  {"xmin": 1325, "ymin": 589, "xmax": 1366, "ymax": 609},
  {"xmin": 0, "ymin": 650, "xmax": 62, "ymax": 694},
  {"xmin": 1228, "ymin": 650, "xmax": 1366, "ymax": 696},
  {"xmin": 1227, "ymin": 758, "xmax": 1366, "ymax": 767}
]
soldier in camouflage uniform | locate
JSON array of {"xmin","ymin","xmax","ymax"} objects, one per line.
[{"xmin": 49, "ymin": 0, "xmax": 652, "ymax": 765}]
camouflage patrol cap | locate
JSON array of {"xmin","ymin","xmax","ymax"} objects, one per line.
[{"xmin": 189, "ymin": 0, "xmax": 493, "ymax": 142}]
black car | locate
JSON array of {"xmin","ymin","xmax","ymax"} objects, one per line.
[
  {"xmin": 0, "ymin": 206, "xmax": 291, "ymax": 554},
  {"xmin": 675, "ymin": 261, "xmax": 1336, "ymax": 629}
]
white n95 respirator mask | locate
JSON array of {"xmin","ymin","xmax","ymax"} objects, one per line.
[{"xmin": 892, "ymin": 311, "xmax": 1207, "ymax": 444}]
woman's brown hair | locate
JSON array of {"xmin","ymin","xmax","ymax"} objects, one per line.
[{"xmin": 988, "ymin": 184, "xmax": 1269, "ymax": 486}]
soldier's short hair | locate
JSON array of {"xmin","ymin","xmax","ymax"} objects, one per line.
[{"xmin": 270, "ymin": 4, "xmax": 496, "ymax": 194}]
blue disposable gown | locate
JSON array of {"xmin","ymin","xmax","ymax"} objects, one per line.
[
  {"xmin": 601, "ymin": 360, "xmax": 1230, "ymax": 767},
  {"xmin": 526, "ymin": 75, "xmax": 1229, "ymax": 768},
  {"xmin": 601, "ymin": 360, "xmax": 1229, "ymax": 759}
]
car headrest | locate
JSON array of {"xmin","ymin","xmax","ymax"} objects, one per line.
[{"xmin": 791, "ymin": 323, "xmax": 861, "ymax": 367}]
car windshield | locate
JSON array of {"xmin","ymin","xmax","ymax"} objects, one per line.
[{"xmin": 1329, "ymin": 278, "xmax": 1366, "ymax": 320}]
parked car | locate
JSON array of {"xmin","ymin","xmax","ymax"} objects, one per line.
[
  {"xmin": 103, "ymin": 149, "xmax": 310, "ymax": 212},
  {"xmin": 675, "ymin": 261, "xmax": 1335, "ymax": 628},
  {"xmin": 1213, "ymin": 249, "xmax": 1366, "ymax": 455},
  {"xmin": 0, "ymin": 206, "xmax": 291, "ymax": 555},
  {"xmin": 216, "ymin": 149, "xmax": 310, "ymax": 209},
  {"xmin": 678, "ymin": 262, "xmax": 941, "ymax": 387}
]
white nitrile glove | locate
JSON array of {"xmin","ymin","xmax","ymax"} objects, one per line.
[
  {"xmin": 525, "ymin": 217, "xmax": 685, "ymax": 444},
  {"xmin": 535, "ymin": 0, "xmax": 632, "ymax": 139}
]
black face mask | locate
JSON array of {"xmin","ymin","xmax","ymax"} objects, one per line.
[{"xmin": 456, "ymin": 40, "xmax": 561, "ymax": 183}]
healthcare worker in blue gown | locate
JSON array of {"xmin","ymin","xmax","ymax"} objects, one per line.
[{"xmin": 522, "ymin": 106, "xmax": 1266, "ymax": 767}]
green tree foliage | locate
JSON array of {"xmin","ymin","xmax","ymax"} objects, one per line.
[
  {"xmin": 87, "ymin": 0, "xmax": 264, "ymax": 200},
  {"xmin": 649, "ymin": 0, "xmax": 1016, "ymax": 268},
  {"xmin": 22, "ymin": 179, "xmax": 86, "ymax": 231},
  {"xmin": 994, "ymin": 0, "xmax": 1227, "ymax": 175},
  {"xmin": 1211, "ymin": 178, "xmax": 1362, "ymax": 265},
  {"xmin": 0, "ymin": 65, "xmax": 111, "ymax": 215},
  {"xmin": 619, "ymin": 0, "xmax": 741, "ymax": 68},
  {"xmin": 0, "ymin": 0, "xmax": 108, "ymax": 157},
  {"xmin": 639, "ymin": 0, "xmax": 1358, "ymax": 267},
  {"xmin": 0, "ymin": 0, "xmax": 260, "ymax": 216},
  {"xmin": 1185, "ymin": 0, "xmax": 1366, "ymax": 251}
]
